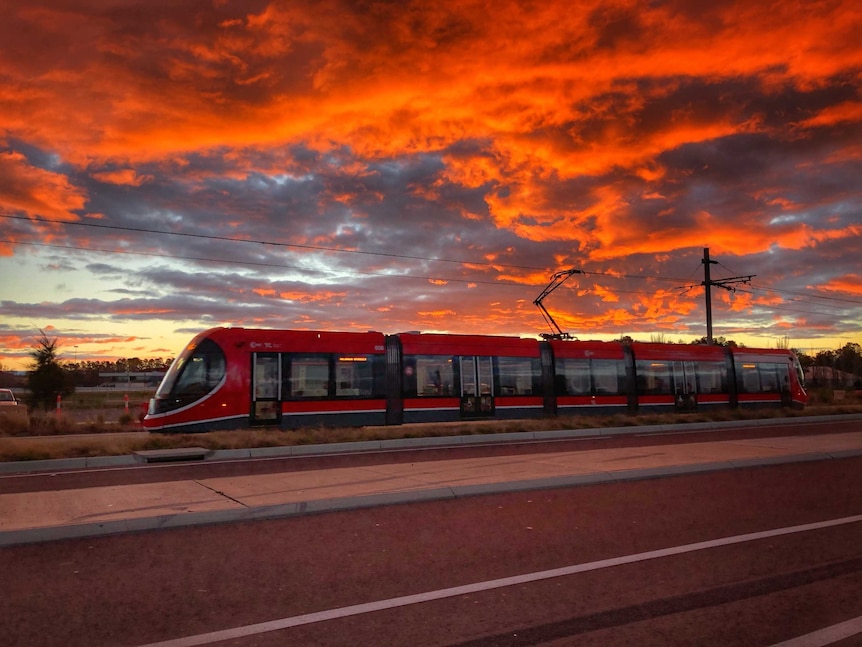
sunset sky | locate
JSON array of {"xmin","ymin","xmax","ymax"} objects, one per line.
[{"xmin": 1, "ymin": 0, "xmax": 861, "ymax": 372}]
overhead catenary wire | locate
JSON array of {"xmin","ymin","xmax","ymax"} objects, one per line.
[
  {"xmin": 0, "ymin": 214, "xmax": 694, "ymax": 284},
  {"xmin": 3, "ymin": 240, "xmax": 525, "ymax": 288},
  {"xmin": 4, "ymin": 239, "xmax": 700, "ymax": 301},
  {"xmin": 731, "ymin": 287, "xmax": 858, "ymax": 317},
  {"xmin": 747, "ymin": 283, "xmax": 862, "ymax": 305},
  {"xmin": 1, "ymin": 214, "xmax": 546, "ymax": 273},
  {"xmin": 4, "ymin": 214, "xmax": 860, "ymax": 310}
]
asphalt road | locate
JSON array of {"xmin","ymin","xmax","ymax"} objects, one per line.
[{"xmin": 2, "ymin": 422, "xmax": 861, "ymax": 646}]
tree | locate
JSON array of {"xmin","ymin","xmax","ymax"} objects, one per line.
[
  {"xmin": 795, "ymin": 350, "xmax": 814, "ymax": 369},
  {"xmin": 690, "ymin": 336, "xmax": 736, "ymax": 346},
  {"xmin": 814, "ymin": 350, "xmax": 835, "ymax": 368},
  {"xmin": 834, "ymin": 343, "xmax": 862, "ymax": 377},
  {"xmin": 27, "ymin": 330, "xmax": 72, "ymax": 411}
]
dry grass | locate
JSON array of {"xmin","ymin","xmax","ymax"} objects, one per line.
[
  {"xmin": 0, "ymin": 434, "xmax": 150, "ymax": 461},
  {"xmin": 1, "ymin": 401, "xmax": 860, "ymax": 463}
]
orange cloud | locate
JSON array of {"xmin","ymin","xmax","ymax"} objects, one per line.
[
  {"xmin": 0, "ymin": 151, "xmax": 86, "ymax": 225},
  {"xmin": 417, "ymin": 309, "xmax": 458, "ymax": 319},
  {"xmin": 796, "ymin": 101, "xmax": 862, "ymax": 129},
  {"xmin": 719, "ymin": 291, "xmax": 754, "ymax": 313},
  {"xmin": 0, "ymin": 0, "xmax": 859, "ymax": 365},
  {"xmin": 0, "ymin": 334, "xmax": 35, "ymax": 351},
  {"xmin": 112, "ymin": 305, "xmax": 174, "ymax": 315},
  {"xmin": 91, "ymin": 169, "xmax": 153, "ymax": 186},
  {"xmin": 591, "ymin": 284, "xmax": 619, "ymax": 303},
  {"xmin": 814, "ymin": 274, "xmax": 862, "ymax": 296},
  {"xmin": 1, "ymin": 0, "xmax": 856, "ymax": 166},
  {"xmin": 276, "ymin": 289, "xmax": 347, "ymax": 302}
]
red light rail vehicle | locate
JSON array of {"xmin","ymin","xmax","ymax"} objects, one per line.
[{"xmin": 143, "ymin": 327, "xmax": 808, "ymax": 433}]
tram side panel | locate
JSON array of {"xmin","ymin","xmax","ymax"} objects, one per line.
[
  {"xmin": 274, "ymin": 331, "xmax": 389, "ymax": 429},
  {"xmin": 397, "ymin": 333, "xmax": 545, "ymax": 424},
  {"xmin": 549, "ymin": 340, "xmax": 631, "ymax": 416},
  {"xmin": 628, "ymin": 342, "xmax": 731, "ymax": 414},
  {"xmin": 145, "ymin": 328, "xmax": 809, "ymax": 433},
  {"xmin": 729, "ymin": 348, "xmax": 807, "ymax": 410},
  {"xmin": 144, "ymin": 329, "xmax": 248, "ymax": 432},
  {"xmin": 144, "ymin": 328, "xmax": 390, "ymax": 433}
]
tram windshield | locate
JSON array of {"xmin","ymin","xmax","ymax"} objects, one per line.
[
  {"xmin": 793, "ymin": 356, "xmax": 806, "ymax": 389},
  {"xmin": 155, "ymin": 338, "xmax": 226, "ymax": 401}
]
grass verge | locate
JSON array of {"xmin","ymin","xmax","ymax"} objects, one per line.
[{"xmin": 1, "ymin": 403, "xmax": 860, "ymax": 463}]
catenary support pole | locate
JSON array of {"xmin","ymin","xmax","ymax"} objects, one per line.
[{"xmin": 702, "ymin": 247, "xmax": 715, "ymax": 344}]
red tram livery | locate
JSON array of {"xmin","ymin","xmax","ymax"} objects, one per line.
[{"xmin": 143, "ymin": 327, "xmax": 808, "ymax": 433}]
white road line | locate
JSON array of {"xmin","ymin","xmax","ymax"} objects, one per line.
[
  {"xmin": 768, "ymin": 616, "xmax": 862, "ymax": 646},
  {"xmin": 137, "ymin": 514, "xmax": 862, "ymax": 647}
]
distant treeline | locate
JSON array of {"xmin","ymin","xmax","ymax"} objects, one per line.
[
  {"xmin": 59, "ymin": 358, "xmax": 173, "ymax": 388},
  {"xmin": 796, "ymin": 343, "xmax": 862, "ymax": 377},
  {"xmin": 2, "ymin": 342, "xmax": 860, "ymax": 390}
]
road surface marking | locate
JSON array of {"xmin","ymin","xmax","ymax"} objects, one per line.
[
  {"xmin": 768, "ymin": 616, "xmax": 862, "ymax": 646},
  {"xmin": 136, "ymin": 513, "xmax": 862, "ymax": 647}
]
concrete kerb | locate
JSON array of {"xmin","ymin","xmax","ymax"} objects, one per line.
[
  {"xmin": 728, "ymin": 452, "xmax": 833, "ymax": 469},
  {"xmin": 608, "ymin": 461, "xmax": 736, "ymax": 482},
  {"xmin": 0, "ymin": 457, "xmax": 90, "ymax": 474},
  {"xmin": 827, "ymin": 448, "xmax": 862, "ymax": 460},
  {"xmin": 300, "ymin": 486, "xmax": 459, "ymax": 514},
  {"xmin": 451, "ymin": 471, "xmax": 615, "ymax": 497},
  {"xmin": 0, "ymin": 455, "xmax": 139, "ymax": 474},
  {"xmin": 288, "ymin": 439, "xmax": 383, "ymax": 455},
  {"xmin": 85, "ymin": 455, "xmax": 139, "ymax": 468},
  {"xmin": 1, "ymin": 413, "xmax": 860, "ymax": 476},
  {"xmin": 213, "ymin": 448, "xmax": 253, "ymax": 460}
]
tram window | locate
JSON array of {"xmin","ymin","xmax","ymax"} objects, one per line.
[
  {"xmin": 736, "ymin": 363, "xmax": 761, "ymax": 393},
  {"xmin": 793, "ymin": 360, "xmax": 805, "ymax": 389},
  {"xmin": 593, "ymin": 360, "xmax": 625, "ymax": 395},
  {"xmin": 334, "ymin": 355, "xmax": 385, "ymax": 397},
  {"xmin": 637, "ymin": 361, "xmax": 673, "ymax": 395},
  {"xmin": 556, "ymin": 359, "xmax": 590, "ymax": 395},
  {"xmin": 555, "ymin": 359, "xmax": 625, "ymax": 396},
  {"xmin": 696, "ymin": 362, "xmax": 727, "ymax": 394},
  {"xmin": 497, "ymin": 357, "xmax": 541, "ymax": 396},
  {"xmin": 406, "ymin": 355, "xmax": 454, "ymax": 397},
  {"xmin": 759, "ymin": 363, "xmax": 781, "ymax": 393},
  {"xmin": 286, "ymin": 354, "xmax": 330, "ymax": 398},
  {"xmin": 254, "ymin": 356, "xmax": 280, "ymax": 399},
  {"xmin": 170, "ymin": 339, "xmax": 225, "ymax": 398},
  {"xmin": 778, "ymin": 364, "xmax": 792, "ymax": 392}
]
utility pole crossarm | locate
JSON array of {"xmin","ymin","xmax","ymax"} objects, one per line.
[
  {"xmin": 707, "ymin": 275, "xmax": 755, "ymax": 291},
  {"xmin": 534, "ymin": 269, "xmax": 583, "ymax": 340},
  {"xmin": 701, "ymin": 247, "xmax": 755, "ymax": 344}
]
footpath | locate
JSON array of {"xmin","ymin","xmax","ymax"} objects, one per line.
[{"xmin": 1, "ymin": 415, "xmax": 860, "ymax": 547}]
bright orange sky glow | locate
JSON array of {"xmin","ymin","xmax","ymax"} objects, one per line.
[{"xmin": 1, "ymin": 0, "xmax": 861, "ymax": 371}]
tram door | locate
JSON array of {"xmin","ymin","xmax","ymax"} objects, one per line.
[
  {"xmin": 251, "ymin": 353, "xmax": 281, "ymax": 426},
  {"xmin": 673, "ymin": 361, "xmax": 697, "ymax": 411},
  {"xmin": 778, "ymin": 363, "xmax": 792, "ymax": 407},
  {"xmin": 459, "ymin": 356, "xmax": 495, "ymax": 417}
]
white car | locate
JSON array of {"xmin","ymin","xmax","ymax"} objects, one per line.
[{"xmin": 0, "ymin": 388, "xmax": 18, "ymax": 405}]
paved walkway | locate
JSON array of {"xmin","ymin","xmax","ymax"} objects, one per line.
[{"xmin": 2, "ymin": 429, "xmax": 861, "ymax": 547}]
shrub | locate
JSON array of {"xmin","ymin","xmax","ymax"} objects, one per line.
[
  {"xmin": 26, "ymin": 413, "xmax": 78, "ymax": 436},
  {"xmin": 0, "ymin": 415, "xmax": 31, "ymax": 437}
]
